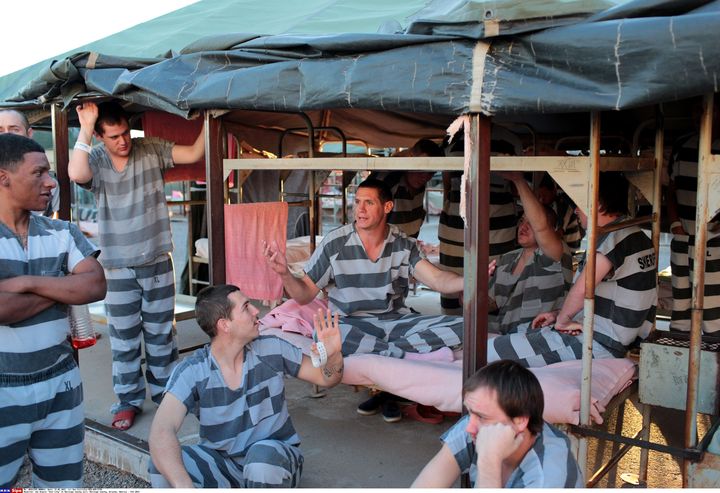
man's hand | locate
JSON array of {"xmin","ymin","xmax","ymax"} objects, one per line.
[
  {"xmin": 531, "ymin": 311, "xmax": 556, "ymax": 329},
  {"xmin": 488, "ymin": 259, "xmax": 497, "ymax": 277},
  {"xmin": 312, "ymin": 308, "xmax": 342, "ymax": 361},
  {"xmin": 555, "ymin": 318, "xmax": 583, "ymax": 336},
  {"xmin": 475, "ymin": 423, "xmax": 524, "ymax": 464},
  {"xmin": 0, "ymin": 276, "xmax": 29, "ymax": 294},
  {"xmin": 263, "ymin": 240, "xmax": 289, "ymax": 275},
  {"xmin": 76, "ymin": 103, "xmax": 99, "ymax": 132},
  {"xmin": 498, "ymin": 171, "xmax": 524, "ymax": 183}
]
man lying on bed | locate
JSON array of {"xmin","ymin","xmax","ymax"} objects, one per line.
[
  {"xmin": 412, "ymin": 360, "xmax": 583, "ymax": 488},
  {"xmin": 487, "ymin": 171, "xmax": 573, "ymax": 335},
  {"xmin": 264, "ymin": 177, "xmax": 465, "ymax": 419},
  {"xmin": 488, "ymin": 172, "xmax": 657, "ymax": 367}
]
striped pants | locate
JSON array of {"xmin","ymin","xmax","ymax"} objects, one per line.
[
  {"xmin": 339, "ymin": 313, "xmax": 463, "ymax": 358},
  {"xmin": 487, "ymin": 324, "xmax": 614, "ymax": 368},
  {"xmin": 670, "ymin": 234, "xmax": 720, "ymax": 333},
  {"xmin": 149, "ymin": 440, "xmax": 303, "ymax": 488},
  {"xmin": 0, "ymin": 358, "xmax": 84, "ymax": 488},
  {"xmin": 105, "ymin": 255, "xmax": 179, "ymax": 414}
]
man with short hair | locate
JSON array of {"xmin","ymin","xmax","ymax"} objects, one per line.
[
  {"xmin": 412, "ymin": 360, "xmax": 583, "ymax": 488},
  {"xmin": 489, "ymin": 172, "xmax": 657, "ymax": 367},
  {"xmin": 488, "ymin": 171, "xmax": 573, "ymax": 335},
  {"xmin": 265, "ymin": 177, "xmax": 464, "ymax": 421},
  {"xmin": 0, "ymin": 109, "xmax": 59, "ymax": 217},
  {"xmin": 148, "ymin": 284, "xmax": 343, "ymax": 488},
  {"xmin": 0, "ymin": 133, "xmax": 106, "ymax": 487},
  {"xmin": 265, "ymin": 177, "xmax": 464, "ymax": 360},
  {"xmin": 69, "ymin": 101, "xmax": 206, "ymax": 430}
]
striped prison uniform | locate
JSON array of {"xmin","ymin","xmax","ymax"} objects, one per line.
[
  {"xmin": 488, "ymin": 222, "xmax": 657, "ymax": 367},
  {"xmin": 442, "ymin": 416, "xmax": 583, "ymax": 488},
  {"xmin": 0, "ymin": 216, "xmax": 98, "ymax": 487},
  {"xmin": 86, "ymin": 138, "xmax": 179, "ymax": 413},
  {"xmin": 669, "ymin": 134, "xmax": 720, "ymax": 333},
  {"xmin": 488, "ymin": 245, "xmax": 574, "ymax": 334},
  {"xmin": 304, "ymin": 223, "xmax": 463, "ymax": 358},
  {"xmin": 375, "ymin": 171, "xmax": 427, "ymax": 238},
  {"xmin": 149, "ymin": 338, "xmax": 304, "ymax": 487},
  {"xmin": 553, "ymin": 193, "xmax": 584, "ymax": 252},
  {"xmin": 438, "ymin": 172, "xmax": 518, "ymax": 314}
]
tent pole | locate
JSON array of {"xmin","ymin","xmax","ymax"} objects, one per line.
[
  {"xmin": 51, "ymin": 104, "xmax": 71, "ymax": 221},
  {"xmin": 463, "ymin": 113, "xmax": 491, "ymax": 379},
  {"xmin": 577, "ymin": 111, "xmax": 601, "ymax": 475},
  {"xmin": 683, "ymin": 92, "xmax": 714, "ymax": 486},
  {"xmin": 206, "ymin": 112, "xmax": 226, "ymax": 285}
]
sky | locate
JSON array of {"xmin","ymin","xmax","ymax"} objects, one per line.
[{"xmin": 0, "ymin": 0, "xmax": 197, "ymax": 77}]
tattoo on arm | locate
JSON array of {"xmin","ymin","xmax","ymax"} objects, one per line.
[{"xmin": 322, "ymin": 363, "xmax": 344, "ymax": 379}]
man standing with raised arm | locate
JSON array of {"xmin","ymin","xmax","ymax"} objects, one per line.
[{"xmin": 69, "ymin": 101, "xmax": 205, "ymax": 431}]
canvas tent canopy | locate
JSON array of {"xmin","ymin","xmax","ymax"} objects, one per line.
[{"xmin": 2, "ymin": 0, "xmax": 719, "ymax": 125}]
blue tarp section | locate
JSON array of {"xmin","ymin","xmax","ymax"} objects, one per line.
[{"xmin": 2, "ymin": 0, "xmax": 719, "ymax": 117}]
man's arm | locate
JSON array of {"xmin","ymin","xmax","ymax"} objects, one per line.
[
  {"xmin": 264, "ymin": 240, "xmax": 321, "ymax": 304},
  {"xmin": 148, "ymin": 393, "xmax": 195, "ymax": 488},
  {"xmin": 68, "ymin": 103, "xmax": 98, "ymax": 184},
  {"xmin": 473, "ymin": 423, "xmax": 524, "ymax": 488},
  {"xmin": 0, "ymin": 256, "xmax": 106, "ymax": 324},
  {"xmin": 296, "ymin": 309, "xmax": 344, "ymax": 387},
  {"xmin": 555, "ymin": 252, "xmax": 614, "ymax": 332},
  {"xmin": 413, "ymin": 259, "xmax": 464, "ymax": 294},
  {"xmin": 171, "ymin": 126, "xmax": 206, "ymax": 164},
  {"xmin": 411, "ymin": 444, "xmax": 461, "ymax": 488},
  {"xmin": 503, "ymin": 171, "xmax": 563, "ymax": 261}
]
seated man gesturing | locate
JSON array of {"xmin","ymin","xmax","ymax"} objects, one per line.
[
  {"xmin": 148, "ymin": 284, "xmax": 343, "ymax": 488},
  {"xmin": 264, "ymin": 177, "xmax": 465, "ymax": 361}
]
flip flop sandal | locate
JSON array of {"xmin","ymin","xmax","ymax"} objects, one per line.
[
  {"xmin": 111, "ymin": 409, "xmax": 137, "ymax": 431},
  {"xmin": 401, "ymin": 403, "xmax": 443, "ymax": 424}
]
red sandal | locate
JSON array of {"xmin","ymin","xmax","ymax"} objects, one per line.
[
  {"xmin": 401, "ymin": 403, "xmax": 444, "ymax": 424},
  {"xmin": 111, "ymin": 409, "xmax": 137, "ymax": 431}
]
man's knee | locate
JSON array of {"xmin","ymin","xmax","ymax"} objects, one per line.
[{"xmin": 243, "ymin": 441, "xmax": 302, "ymax": 487}]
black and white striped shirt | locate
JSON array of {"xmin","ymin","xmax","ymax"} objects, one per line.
[
  {"xmin": 443, "ymin": 416, "xmax": 583, "ymax": 488},
  {"xmin": 304, "ymin": 223, "xmax": 423, "ymax": 317},
  {"xmin": 165, "ymin": 337, "xmax": 302, "ymax": 457},
  {"xmin": 0, "ymin": 215, "xmax": 98, "ymax": 374},
  {"xmin": 575, "ymin": 223, "xmax": 657, "ymax": 353}
]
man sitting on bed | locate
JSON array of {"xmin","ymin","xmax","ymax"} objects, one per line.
[
  {"xmin": 264, "ymin": 178, "xmax": 465, "ymax": 419},
  {"xmin": 488, "ymin": 171, "xmax": 573, "ymax": 335},
  {"xmin": 412, "ymin": 360, "xmax": 583, "ymax": 488},
  {"xmin": 148, "ymin": 284, "xmax": 344, "ymax": 488},
  {"xmin": 488, "ymin": 172, "xmax": 657, "ymax": 367}
]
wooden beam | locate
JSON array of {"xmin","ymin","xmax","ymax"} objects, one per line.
[
  {"xmin": 51, "ymin": 104, "xmax": 71, "ymax": 220},
  {"xmin": 205, "ymin": 113, "xmax": 226, "ymax": 285},
  {"xmin": 463, "ymin": 114, "xmax": 491, "ymax": 381}
]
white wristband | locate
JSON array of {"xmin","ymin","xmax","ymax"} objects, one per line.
[
  {"xmin": 74, "ymin": 141, "xmax": 92, "ymax": 153},
  {"xmin": 670, "ymin": 221, "xmax": 682, "ymax": 231},
  {"xmin": 311, "ymin": 341, "xmax": 328, "ymax": 368}
]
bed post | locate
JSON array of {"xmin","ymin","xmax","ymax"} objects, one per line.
[{"xmin": 205, "ymin": 111, "xmax": 226, "ymax": 285}]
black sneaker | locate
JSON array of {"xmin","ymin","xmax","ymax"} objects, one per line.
[
  {"xmin": 357, "ymin": 392, "xmax": 386, "ymax": 416},
  {"xmin": 381, "ymin": 399, "xmax": 402, "ymax": 423}
]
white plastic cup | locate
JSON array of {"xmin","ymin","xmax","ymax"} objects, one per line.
[{"xmin": 69, "ymin": 304, "xmax": 97, "ymax": 349}]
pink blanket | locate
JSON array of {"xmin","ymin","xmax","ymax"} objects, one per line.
[
  {"xmin": 259, "ymin": 324, "xmax": 636, "ymax": 425},
  {"xmin": 259, "ymin": 298, "xmax": 329, "ymax": 338},
  {"xmin": 224, "ymin": 202, "xmax": 288, "ymax": 301}
]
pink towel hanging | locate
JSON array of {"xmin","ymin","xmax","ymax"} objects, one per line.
[{"xmin": 224, "ymin": 202, "xmax": 288, "ymax": 301}]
